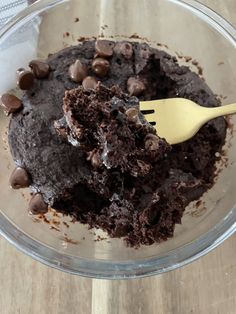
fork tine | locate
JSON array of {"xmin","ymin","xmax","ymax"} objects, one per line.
[
  {"xmin": 140, "ymin": 109, "xmax": 155, "ymax": 115},
  {"xmin": 142, "ymin": 112, "xmax": 157, "ymax": 123}
]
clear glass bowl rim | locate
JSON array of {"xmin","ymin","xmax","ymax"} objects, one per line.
[{"xmin": 0, "ymin": 0, "xmax": 236, "ymax": 279}]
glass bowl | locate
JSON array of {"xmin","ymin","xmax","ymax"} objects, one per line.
[{"xmin": 0, "ymin": 0, "xmax": 236, "ymax": 279}]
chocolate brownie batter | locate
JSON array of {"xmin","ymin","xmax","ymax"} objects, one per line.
[{"xmin": 8, "ymin": 40, "xmax": 226, "ymax": 247}]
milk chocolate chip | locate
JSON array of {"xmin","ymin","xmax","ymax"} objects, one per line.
[
  {"xmin": 29, "ymin": 194, "xmax": 48, "ymax": 214},
  {"xmin": 127, "ymin": 77, "xmax": 146, "ymax": 96},
  {"xmin": 114, "ymin": 42, "xmax": 133, "ymax": 59},
  {"xmin": 29, "ymin": 60, "xmax": 50, "ymax": 79},
  {"xmin": 17, "ymin": 69, "xmax": 34, "ymax": 90},
  {"xmin": 145, "ymin": 134, "xmax": 160, "ymax": 151},
  {"xmin": 95, "ymin": 40, "xmax": 114, "ymax": 57},
  {"xmin": 82, "ymin": 76, "xmax": 98, "ymax": 90},
  {"xmin": 125, "ymin": 107, "xmax": 139, "ymax": 123},
  {"xmin": 0, "ymin": 94, "xmax": 22, "ymax": 115},
  {"xmin": 69, "ymin": 59, "xmax": 87, "ymax": 83},
  {"xmin": 92, "ymin": 58, "xmax": 109, "ymax": 77},
  {"xmin": 10, "ymin": 167, "xmax": 30, "ymax": 189}
]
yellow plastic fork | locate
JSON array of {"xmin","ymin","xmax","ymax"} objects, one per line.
[{"xmin": 140, "ymin": 98, "xmax": 235, "ymax": 144}]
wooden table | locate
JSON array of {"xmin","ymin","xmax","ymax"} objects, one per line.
[{"xmin": 0, "ymin": 1, "xmax": 236, "ymax": 313}]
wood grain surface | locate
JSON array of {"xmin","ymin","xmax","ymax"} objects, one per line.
[{"xmin": 1, "ymin": 1, "xmax": 236, "ymax": 313}]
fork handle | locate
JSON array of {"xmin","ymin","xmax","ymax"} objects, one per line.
[{"xmin": 204, "ymin": 103, "xmax": 236, "ymax": 120}]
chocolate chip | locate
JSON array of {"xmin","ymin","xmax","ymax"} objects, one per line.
[
  {"xmin": 29, "ymin": 193, "xmax": 48, "ymax": 214},
  {"xmin": 125, "ymin": 107, "xmax": 139, "ymax": 123},
  {"xmin": 0, "ymin": 93, "xmax": 22, "ymax": 115},
  {"xmin": 29, "ymin": 60, "xmax": 50, "ymax": 79},
  {"xmin": 82, "ymin": 76, "xmax": 98, "ymax": 90},
  {"xmin": 10, "ymin": 167, "xmax": 30, "ymax": 189},
  {"xmin": 95, "ymin": 40, "xmax": 114, "ymax": 57},
  {"xmin": 87, "ymin": 149, "xmax": 101, "ymax": 168},
  {"xmin": 145, "ymin": 134, "xmax": 160, "ymax": 151},
  {"xmin": 16, "ymin": 69, "xmax": 34, "ymax": 90},
  {"xmin": 92, "ymin": 58, "xmax": 109, "ymax": 77},
  {"xmin": 69, "ymin": 59, "xmax": 87, "ymax": 83},
  {"xmin": 114, "ymin": 42, "xmax": 133, "ymax": 59},
  {"xmin": 127, "ymin": 77, "xmax": 146, "ymax": 96}
]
